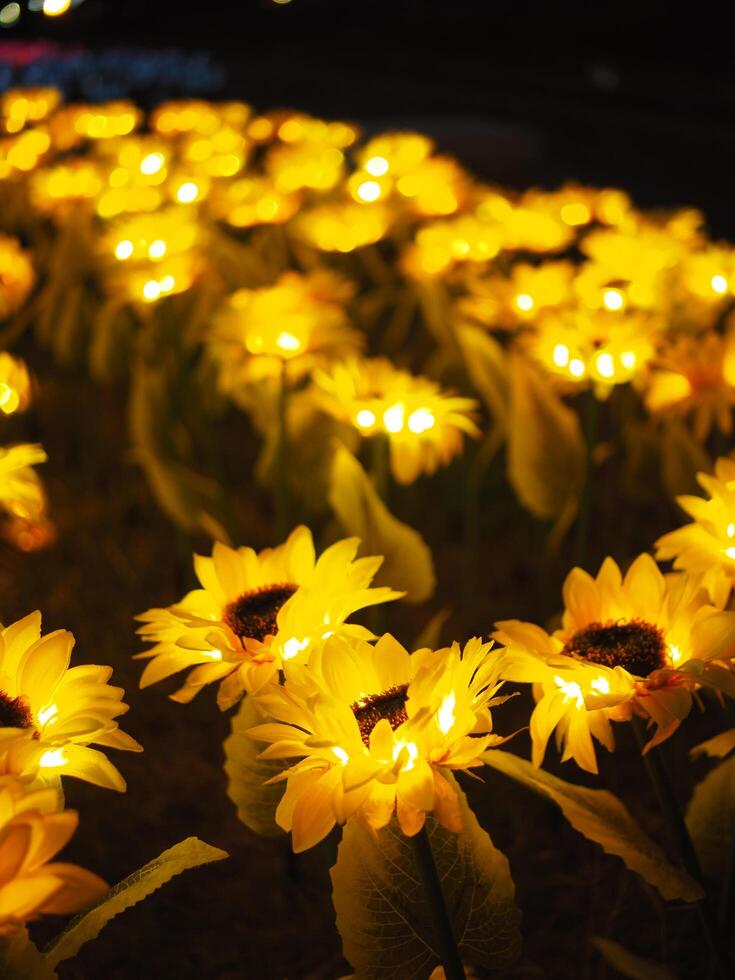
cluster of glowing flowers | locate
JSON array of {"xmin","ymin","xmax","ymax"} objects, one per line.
[
  {"xmin": 676, "ymin": 246, "xmax": 735, "ymax": 311},
  {"xmin": 30, "ymin": 159, "xmax": 105, "ymax": 213},
  {"xmin": 207, "ymin": 175, "xmax": 298, "ymax": 228},
  {"xmin": 458, "ymin": 260, "xmax": 575, "ymax": 329},
  {"xmin": 475, "ymin": 191, "xmax": 575, "ymax": 253},
  {"xmin": 135, "ymin": 526, "xmax": 402, "ymax": 707},
  {"xmin": 150, "ymin": 100, "xmax": 252, "ymax": 139},
  {"xmin": 48, "ymin": 101, "xmax": 140, "ymax": 151},
  {"xmin": 254, "ymin": 111, "xmax": 357, "ymax": 150},
  {"xmin": 266, "ymin": 140, "xmax": 345, "ymax": 193},
  {"xmin": 179, "ymin": 124, "xmax": 248, "ymax": 180},
  {"xmin": 493, "ymin": 554, "xmax": 735, "ymax": 773},
  {"xmin": 249, "ymin": 633, "xmax": 510, "ymax": 851},
  {"xmin": 0, "ymin": 444, "xmax": 46, "ymax": 524},
  {"xmin": 520, "ymin": 185, "xmax": 632, "ymax": 230},
  {"xmin": 294, "ymin": 200, "xmax": 391, "ymax": 252},
  {"xmin": 316, "ymin": 357, "xmax": 480, "ymax": 484},
  {"xmin": 527, "ymin": 308, "xmax": 657, "ymax": 389},
  {"xmin": 0, "ymin": 781, "xmax": 106, "ymax": 934},
  {"xmin": 0, "ymin": 128, "xmax": 51, "ymax": 180},
  {"xmin": 0, "ymin": 612, "xmax": 141, "ymax": 790},
  {"xmin": 643, "ymin": 331, "xmax": 735, "ymax": 439},
  {"xmin": 1, "ymin": 88, "xmax": 61, "ymax": 135},
  {"xmin": 402, "ymin": 214, "xmax": 504, "ymax": 277},
  {"xmin": 0, "ymin": 235, "xmax": 34, "ymax": 319},
  {"xmin": 210, "ymin": 270, "xmax": 361, "ymax": 385},
  {"xmin": 656, "ymin": 457, "xmax": 735, "ymax": 608},
  {"xmin": 0, "ymin": 354, "xmax": 31, "ymax": 416}
]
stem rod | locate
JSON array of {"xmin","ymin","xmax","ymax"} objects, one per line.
[
  {"xmin": 631, "ymin": 716, "xmax": 733, "ymax": 979},
  {"xmin": 574, "ymin": 388, "xmax": 599, "ymax": 570},
  {"xmin": 410, "ymin": 826, "xmax": 466, "ymax": 980},
  {"xmin": 275, "ymin": 359, "xmax": 289, "ymax": 542}
]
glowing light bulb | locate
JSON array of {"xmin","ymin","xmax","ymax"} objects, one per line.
[
  {"xmin": 437, "ymin": 691, "xmax": 456, "ymax": 734},
  {"xmin": 668, "ymin": 644, "xmax": 683, "ymax": 665},
  {"xmin": 727, "ymin": 523, "xmax": 735, "ymax": 538},
  {"xmin": 407, "ymin": 407, "xmax": 435, "ymax": 434},
  {"xmin": 382, "ymin": 403, "xmax": 405, "ymax": 433},
  {"xmin": 552, "ymin": 343, "xmax": 570, "ymax": 368},
  {"xmin": 143, "ymin": 280, "xmax": 161, "ymax": 302},
  {"xmin": 283, "ymin": 636, "xmax": 309, "ymax": 660},
  {"xmin": 515, "ymin": 293, "xmax": 534, "ymax": 312},
  {"xmin": 332, "ymin": 746, "xmax": 349, "ymax": 765},
  {"xmin": 355, "ymin": 408, "xmax": 376, "ymax": 429},
  {"xmin": 620, "ymin": 350, "xmax": 637, "ymax": 370},
  {"xmin": 356, "ymin": 180, "xmax": 381, "ymax": 203},
  {"xmin": 0, "ymin": 3, "xmax": 20, "ymax": 26},
  {"xmin": 568, "ymin": 358, "xmax": 585, "ymax": 378},
  {"xmin": 176, "ymin": 181, "xmax": 199, "ymax": 203},
  {"xmin": 364, "ymin": 156, "xmax": 389, "ymax": 177},
  {"xmin": 148, "ymin": 239, "xmax": 167, "ymax": 259},
  {"xmin": 392, "ymin": 740, "xmax": 418, "ymax": 771},
  {"xmin": 726, "ymin": 546, "xmax": 735, "ymax": 560},
  {"xmin": 590, "ymin": 677, "xmax": 610, "ymax": 695},
  {"xmin": 37, "ymin": 703, "xmax": 58, "ymax": 727},
  {"xmin": 140, "ymin": 152, "xmax": 164, "ymax": 176},
  {"xmin": 711, "ymin": 274, "xmax": 728, "ymax": 295},
  {"xmin": 595, "ymin": 352, "xmax": 615, "ymax": 379},
  {"xmin": 43, "ymin": 0, "xmax": 70, "ymax": 15},
  {"xmin": 275, "ymin": 331, "xmax": 301, "ymax": 352},
  {"xmin": 39, "ymin": 748, "xmax": 67, "ymax": 768},
  {"xmin": 115, "ymin": 239, "xmax": 134, "ymax": 260},
  {"xmin": 602, "ymin": 288, "xmax": 624, "ymax": 311},
  {"xmin": 554, "ymin": 676, "xmax": 584, "ymax": 707}
]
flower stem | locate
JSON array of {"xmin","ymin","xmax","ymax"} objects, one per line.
[
  {"xmin": 410, "ymin": 825, "xmax": 466, "ymax": 980},
  {"xmin": 631, "ymin": 716, "xmax": 733, "ymax": 979},
  {"xmin": 370, "ymin": 433, "xmax": 390, "ymax": 506},
  {"xmin": 275, "ymin": 359, "xmax": 289, "ymax": 542},
  {"xmin": 574, "ymin": 388, "xmax": 599, "ymax": 570}
]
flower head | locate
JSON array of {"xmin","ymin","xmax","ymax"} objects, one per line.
[
  {"xmin": 494, "ymin": 554, "xmax": 735, "ymax": 773},
  {"xmin": 0, "ymin": 444, "xmax": 47, "ymax": 524},
  {"xmin": 0, "ymin": 235, "xmax": 34, "ymax": 319},
  {"xmin": 0, "ymin": 354, "xmax": 31, "ymax": 416},
  {"xmin": 136, "ymin": 526, "xmax": 402, "ymax": 707},
  {"xmin": 249, "ymin": 633, "xmax": 509, "ymax": 850},
  {"xmin": 316, "ymin": 357, "xmax": 479, "ymax": 484},
  {"xmin": 0, "ymin": 613, "xmax": 141, "ymax": 791}
]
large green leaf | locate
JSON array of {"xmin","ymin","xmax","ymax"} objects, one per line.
[
  {"xmin": 686, "ymin": 755, "xmax": 735, "ymax": 883},
  {"xmin": 44, "ymin": 838, "xmax": 228, "ymax": 968},
  {"xmin": 690, "ymin": 728, "xmax": 735, "ymax": 761},
  {"xmin": 0, "ymin": 930, "xmax": 56, "ymax": 980},
  {"xmin": 224, "ymin": 695, "xmax": 286, "ymax": 837},
  {"xmin": 592, "ymin": 938, "xmax": 676, "ymax": 980},
  {"xmin": 330, "ymin": 778, "xmax": 521, "ymax": 979},
  {"xmin": 329, "ymin": 444, "xmax": 435, "ymax": 603},
  {"xmin": 483, "ymin": 750, "xmax": 702, "ymax": 902}
]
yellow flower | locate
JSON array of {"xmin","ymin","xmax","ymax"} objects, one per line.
[
  {"xmin": 0, "ymin": 780, "xmax": 107, "ymax": 934},
  {"xmin": 494, "ymin": 554, "xmax": 735, "ymax": 773},
  {"xmin": 656, "ymin": 457, "xmax": 735, "ymax": 607},
  {"xmin": 294, "ymin": 201, "xmax": 391, "ymax": 252},
  {"xmin": 0, "ymin": 444, "xmax": 46, "ymax": 524},
  {"xmin": 644, "ymin": 332, "xmax": 735, "ymax": 440},
  {"xmin": 209, "ymin": 271, "xmax": 361, "ymax": 387},
  {"xmin": 249, "ymin": 633, "xmax": 509, "ymax": 851},
  {"xmin": 0, "ymin": 355, "xmax": 31, "ymax": 416},
  {"xmin": 0, "ymin": 235, "xmax": 34, "ymax": 319},
  {"xmin": 0, "ymin": 612, "xmax": 141, "ymax": 791},
  {"xmin": 458, "ymin": 260, "xmax": 574, "ymax": 329},
  {"xmin": 208, "ymin": 175, "xmax": 299, "ymax": 228},
  {"xmin": 316, "ymin": 357, "xmax": 479, "ymax": 484},
  {"xmin": 135, "ymin": 526, "xmax": 402, "ymax": 707}
]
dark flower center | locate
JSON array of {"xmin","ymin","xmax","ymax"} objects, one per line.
[
  {"xmin": 562, "ymin": 618, "xmax": 667, "ymax": 677},
  {"xmin": 351, "ymin": 685, "xmax": 409, "ymax": 746},
  {"xmin": 0, "ymin": 691, "xmax": 33, "ymax": 730},
  {"xmin": 223, "ymin": 583, "xmax": 298, "ymax": 643}
]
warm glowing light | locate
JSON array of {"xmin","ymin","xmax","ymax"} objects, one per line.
[
  {"xmin": 37, "ymin": 703, "xmax": 58, "ymax": 727},
  {"xmin": 382, "ymin": 403, "xmax": 405, "ymax": 433},
  {"xmin": 711, "ymin": 274, "xmax": 729, "ymax": 295},
  {"xmin": 42, "ymin": 0, "xmax": 70, "ymax": 15},
  {"xmin": 143, "ymin": 280, "xmax": 161, "ymax": 302},
  {"xmin": 552, "ymin": 343, "xmax": 570, "ymax": 368},
  {"xmin": 726, "ymin": 546, "xmax": 735, "ymax": 560},
  {"xmin": 407, "ymin": 407, "xmax": 436, "ymax": 434},
  {"xmin": 355, "ymin": 409, "xmax": 376, "ymax": 429},
  {"xmin": 332, "ymin": 746, "xmax": 349, "ymax": 765},
  {"xmin": 602, "ymin": 288, "xmax": 624, "ymax": 311},
  {"xmin": 392, "ymin": 740, "xmax": 418, "ymax": 771},
  {"xmin": 176, "ymin": 181, "xmax": 199, "ymax": 203},
  {"xmin": 515, "ymin": 292, "xmax": 534, "ymax": 312},
  {"xmin": 595, "ymin": 352, "xmax": 615, "ymax": 379},
  {"xmin": 569, "ymin": 358, "xmax": 586, "ymax": 378},
  {"xmin": 283, "ymin": 636, "xmax": 309, "ymax": 660},
  {"xmin": 365, "ymin": 156, "xmax": 389, "ymax": 177},
  {"xmin": 620, "ymin": 350, "xmax": 637, "ymax": 370},
  {"xmin": 560, "ymin": 202, "xmax": 590, "ymax": 226},
  {"xmin": 727, "ymin": 523, "xmax": 735, "ymax": 538},
  {"xmin": 356, "ymin": 180, "xmax": 382, "ymax": 203},
  {"xmin": 148, "ymin": 239, "xmax": 167, "ymax": 260},
  {"xmin": 115, "ymin": 239, "xmax": 134, "ymax": 261},
  {"xmin": 590, "ymin": 677, "xmax": 610, "ymax": 695},
  {"xmin": 140, "ymin": 152, "xmax": 164, "ymax": 176},
  {"xmin": 668, "ymin": 644, "xmax": 683, "ymax": 666},
  {"xmin": 39, "ymin": 748, "xmax": 67, "ymax": 768},
  {"xmin": 203, "ymin": 649, "xmax": 223, "ymax": 661},
  {"xmin": 0, "ymin": 3, "xmax": 20, "ymax": 25},
  {"xmin": 554, "ymin": 676, "xmax": 584, "ymax": 708},
  {"xmin": 436, "ymin": 691, "xmax": 456, "ymax": 734},
  {"xmin": 275, "ymin": 331, "xmax": 301, "ymax": 352}
]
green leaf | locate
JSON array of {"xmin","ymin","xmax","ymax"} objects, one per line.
[
  {"xmin": 592, "ymin": 938, "xmax": 676, "ymax": 980},
  {"xmin": 690, "ymin": 728, "xmax": 735, "ymax": 760},
  {"xmin": 0, "ymin": 929, "xmax": 57, "ymax": 980},
  {"xmin": 329, "ymin": 444, "xmax": 435, "ymax": 603},
  {"xmin": 330, "ymin": 778, "xmax": 521, "ymax": 979},
  {"xmin": 686, "ymin": 755, "xmax": 735, "ymax": 883},
  {"xmin": 659, "ymin": 420, "xmax": 711, "ymax": 499},
  {"xmin": 483, "ymin": 750, "xmax": 703, "ymax": 903},
  {"xmin": 224, "ymin": 696, "xmax": 286, "ymax": 837},
  {"xmin": 44, "ymin": 838, "xmax": 228, "ymax": 968},
  {"xmin": 456, "ymin": 325, "xmax": 508, "ymax": 426},
  {"xmin": 506, "ymin": 354, "xmax": 583, "ymax": 541}
]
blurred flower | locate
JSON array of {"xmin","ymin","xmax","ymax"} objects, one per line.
[
  {"xmin": 208, "ymin": 175, "xmax": 299, "ymax": 228},
  {"xmin": 48, "ymin": 101, "xmax": 140, "ymax": 151},
  {"xmin": 316, "ymin": 357, "xmax": 479, "ymax": 484},
  {"xmin": 0, "ymin": 127, "xmax": 51, "ymax": 181},
  {"xmin": 209, "ymin": 270, "xmax": 361, "ymax": 387},
  {"xmin": 30, "ymin": 159, "xmax": 104, "ymax": 213},
  {"xmin": 0, "ymin": 354, "xmax": 31, "ymax": 416},
  {"xmin": 0, "ymin": 235, "xmax": 34, "ymax": 319},
  {"xmin": 150, "ymin": 100, "xmax": 251, "ymax": 138},
  {"xmin": 656, "ymin": 456, "xmax": 735, "ymax": 607},
  {"xmin": 294, "ymin": 201, "xmax": 391, "ymax": 252},
  {"xmin": 249, "ymin": 633, "xmax": 509, "ymax": 851},
  {"xmin": 494, "ymin": 554, "xmax": 735, "ymax": 773},
  {"xmin": 1, "ymin": 88, "xmax": 61, "ymax": 135},
  {"xmin": 0, "ymin": 781, "xmax": 107, "ymax": 934},
  {"xmin": 459, "ymin": 261, "xmax": 574, "ymax": 329},
  {"xmin": 403, "ymin": 215, "xmax": 504, "ymax": 278},
  {"xmin": 135, "ymin": 526, "xmax": 402, "ymax": 707},
  {"xmin": 0, "ymin": 612, "xmax": 142, "ymax": 791},
  {"xmin": 266, "ymin": 140, "xmax": 344, "ymax": 193},
  {"xmin": 0, "ymin": 444, "xmax": 46, "ymax": 524}
]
